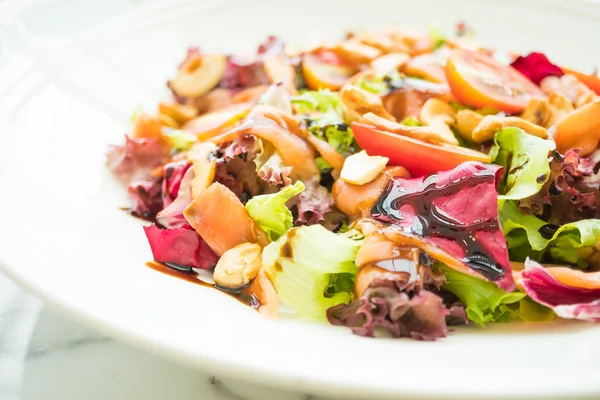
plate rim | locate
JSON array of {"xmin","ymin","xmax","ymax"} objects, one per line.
[{"xmin": 2, "ymin": 1, "xmax": 600, "ymax": 398}]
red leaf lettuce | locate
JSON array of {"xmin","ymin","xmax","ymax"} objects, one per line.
[{"xmin": 143, "ymin": 224, "xmax": 219, "ymax": 269}]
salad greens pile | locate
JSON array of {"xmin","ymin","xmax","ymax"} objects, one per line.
[{"xmin": 107, "ymin": 26, "xmax": 600, "ymax": 341}]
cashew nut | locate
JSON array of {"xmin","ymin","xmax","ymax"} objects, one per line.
[
  {"xmin": 340, "ymin": 150, "xmax": 389, "ymax": 185},
  {"xmin": 213, "ymin": 242, "xmax": 263, "ymax": 289},
  {"xmin": 340, "ymin": 84, "xmax": 395, "ymax": 123},
  {"xmin": 553, "ymin": 101, "xmax": 600, "ymax": 156},
  {"xmin": 540, "ymin": 76, "xmax": 563, "ymax": 97},
  {"xmin": 520, "ymin": 97, "xmax": 551, "ymax": 127},
  {"xmin": 575, "ymin": 90, "xmax": 598, "ymax": 109},
  {"xmin": 370, "ymin": 52, "xmax": 410, "ymax": 75},
  {"xmin": 419, "ymin": 98, "xmax": 458, "ymax": 145},
  {"xmin": 361, "ymin": 112, "xmax": 450, "ymax": 144},
  {"xmin": 158, "ymin": 102, "xmax": 198, "ymax": 124},
  {"xmin": 169, "ymin": 54, "xmax": 227, "ymax": 98},
  {"xmin": 454, "ymin": 109, "xmax": 483, "ymax": 142},
  {"xmin": 471, "ymin": 115, "xmax": 549, "ymax": 143},
  {"xmin": 547, "ymin": 93, "xmax": 575, "ymax": 127},
  {"xmin": 332, "ymin": 41, "xmax": 382, "ymax": 65},
  {"xmin": 541, "ymin": 74, "xmax": 598, "ymax": 109}
]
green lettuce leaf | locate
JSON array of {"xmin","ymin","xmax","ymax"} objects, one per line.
[
  {"xmin": 428, "ymin": 25, "xmax": 446, "ymax": 50},
  {"xmin": 263, "ymin": 225, "xmax": 362, "ymax": 318},
  {"xmin": 130, "ymin": 105, "xmax": 144, "ymax": 124},
  {"xmin": 499, "ymin": 200, "xmax": 600, "ymax": 267},
  {"xmin": 315, "ymin": 157, "xmax": 332, "ymax": 173},
  {"xmin": 499, "ymin": 200, "xmax": 548, "ymax": 253},
  {"xmin": 511, "ymin": 296, "xmax": 555, "ymax": 322},
  {"xmin": 357, "ymin": 75, "xmax": 389, "ymax": 94},
  {"xmin": 490, "ymin": 127, "xmax": 555, "ymax": 200},
  {"xmin": 400, "ymin": 116, "xmax": 422, "ymax": 127},
  {"xmin": 291, "ymin": 89, "xmax": 344, "ymax": 126},
  {"xmin": 291, "ymin": 90, "xmax": 359, "ymax": 157},
  {"xmin": 439, "ymin": 264, "xmax": 553, "ymax": 325},
  {"xmin": 245, "ymin": 181, "xmax": 305, "ymax": 241},
  {"xmin": 310, "ymin": 124, "xmax": 358, "ymax": 157},
  {"xmin": 162, "ymin": 128, "xmax": 197, "ymax": 151},
  {"xmin": 440, "ymin": 264, "xmax": 525, "ymax": 326},
  {"xmin": 356, "ymin": 70, "xmax": 403, "ymax": 95}
]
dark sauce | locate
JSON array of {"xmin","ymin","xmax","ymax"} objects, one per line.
[
  {"xmin": 145, "ymin": 261, "xmax": 260, "ymax": 309},
  {"xmin": 281, "ymin": 242, "xmax": 293, "ymax": 258},
  {"xmin": 372, "ymin": 172, "xmax": 505, "ymax": 281},
  {"xmin": 539, "ymin": 224, "xmax": 560, "ymax": 240},
  {"xmin": 536, "ymin": 173, "xmax": 549, "ymax": 184},
  {"xmin": 121, "ymin": 207, "xmax": 157, "ymax": 223}
]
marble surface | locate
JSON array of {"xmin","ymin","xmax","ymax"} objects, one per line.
[{"xmin": 0, "ymin": 273, "xmax": 334, "ymax": 400}]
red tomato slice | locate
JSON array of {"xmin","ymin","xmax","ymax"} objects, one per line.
[
  {"xmin": 351, "ymin": 123, "xmax": 491, "ymax": 177},
  {"xmin": 302, "ymin": 50, "xmax": 356, "ymax": 91},
  {"xmin": 445, "ymin": 49, "xmax": 543, "ymax": 113},
  {"xmin": 561, "ymin": 67, "xmax": 600, "ymax": 95}
]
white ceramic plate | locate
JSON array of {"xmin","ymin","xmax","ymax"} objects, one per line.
[{"xmin": 1, "ymin": 0, "xmax": 600, "ymax": 398}]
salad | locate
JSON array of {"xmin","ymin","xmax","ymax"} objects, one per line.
[{"xmin": 106, "ymin": 24, "xmax": 600, "ymax": 340}]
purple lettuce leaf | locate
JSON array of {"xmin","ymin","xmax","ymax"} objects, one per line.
[
  {"xmin": 143, "ymin": 224, "xmax": 219, "ymax": 269},
  {"xmin": 287, "ymin": 179, "xmax": 334, "ymax": 226},
  {"xmin": 327, "ymin": 280, "xmax": 451, "ymax": 341},
  {"xmin": 156, "ymin": 166, "xmax": 195, "ymax": 229},
  {"xmin": 258, "ymin": 164, "xmax": 293, "ymax": 187},
  {"xmin": 510, "ymin": 52, "xmax": 564, "ymax": 85},
  {"xmin": 519, "ymin": 149, "xmax": 600, "ymax": 225},
  {"xmin": 214, "ymin": 136, "xmax": 262, "ymax": 202},
  {"xmin": 221, "ymin": 36, "xmax": 285, "ymax": 91},
  {"xmin": 127, "ymin": 179, "xmax": 163, "ymax": 218},
  {"xmin": 521, "ymin": 259, "xmax": 600, "ymax": 322},
  {"xmin": 106, "ymin": 135, "xmax": 165, "ymax": 183},
  {"xmin": 162, "ymin": 160, "xmax": 191, "ymax": 209}
]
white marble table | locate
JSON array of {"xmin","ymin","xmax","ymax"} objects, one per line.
[{"xmin": 1, "ymin": 273, "xmax": 334, "ymax": 400}]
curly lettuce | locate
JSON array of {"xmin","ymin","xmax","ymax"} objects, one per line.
[
  {"xmin": 439, "ymin": 264, "xmax": 554, "ymax": 326},
  {"xmin": 490, "ymin": 127, "xmax": 555, "ymax": 200},
  {"xmin": 291, "ymin": 89, "xmax": 344, "ymax": 126},
  {"xmin": 291, "ymin": 90, "xmax": 359, "ymax": 157},
  {"xmin": 519, "ymin": 149, "xmax": 600, "ymax": 225},
  {"xmin": 245, "ymin": 181, "xmax": 305, "ymax": 241},
  {"xmin": 355, "ymin": 70, "xmax": 403, "ymax": 95},
  {"xmin": 500, "ymin": 200, "xmax": 600, "ymax": 267}
]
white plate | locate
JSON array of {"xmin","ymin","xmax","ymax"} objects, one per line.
[{"xmin": 1, "ymin": 0, "xmax": 600, "ymax": 398}]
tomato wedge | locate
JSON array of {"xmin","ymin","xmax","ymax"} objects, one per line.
[
  {"xmin": 302, "ymin": 50, "xmax": 356, "ymax": 91},
  {"xmin": 445, "ymin": 49, "xmax": 543, "ymax": 113},
  {"xmin": 561, "ymin": 67, "xmax": 600, "ymax": 95},
  {"xmin": 351, "ymin": 122, "xmax": 491, "ymax": 177}
]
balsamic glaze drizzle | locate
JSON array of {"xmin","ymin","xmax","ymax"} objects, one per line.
[
  {"xmin": 372, "ymin": 171, "xmax": 505, "ymax": 281},
  {"xmin": 146, "ymin": 261, "xmax": 260, "ymax": 309}
]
